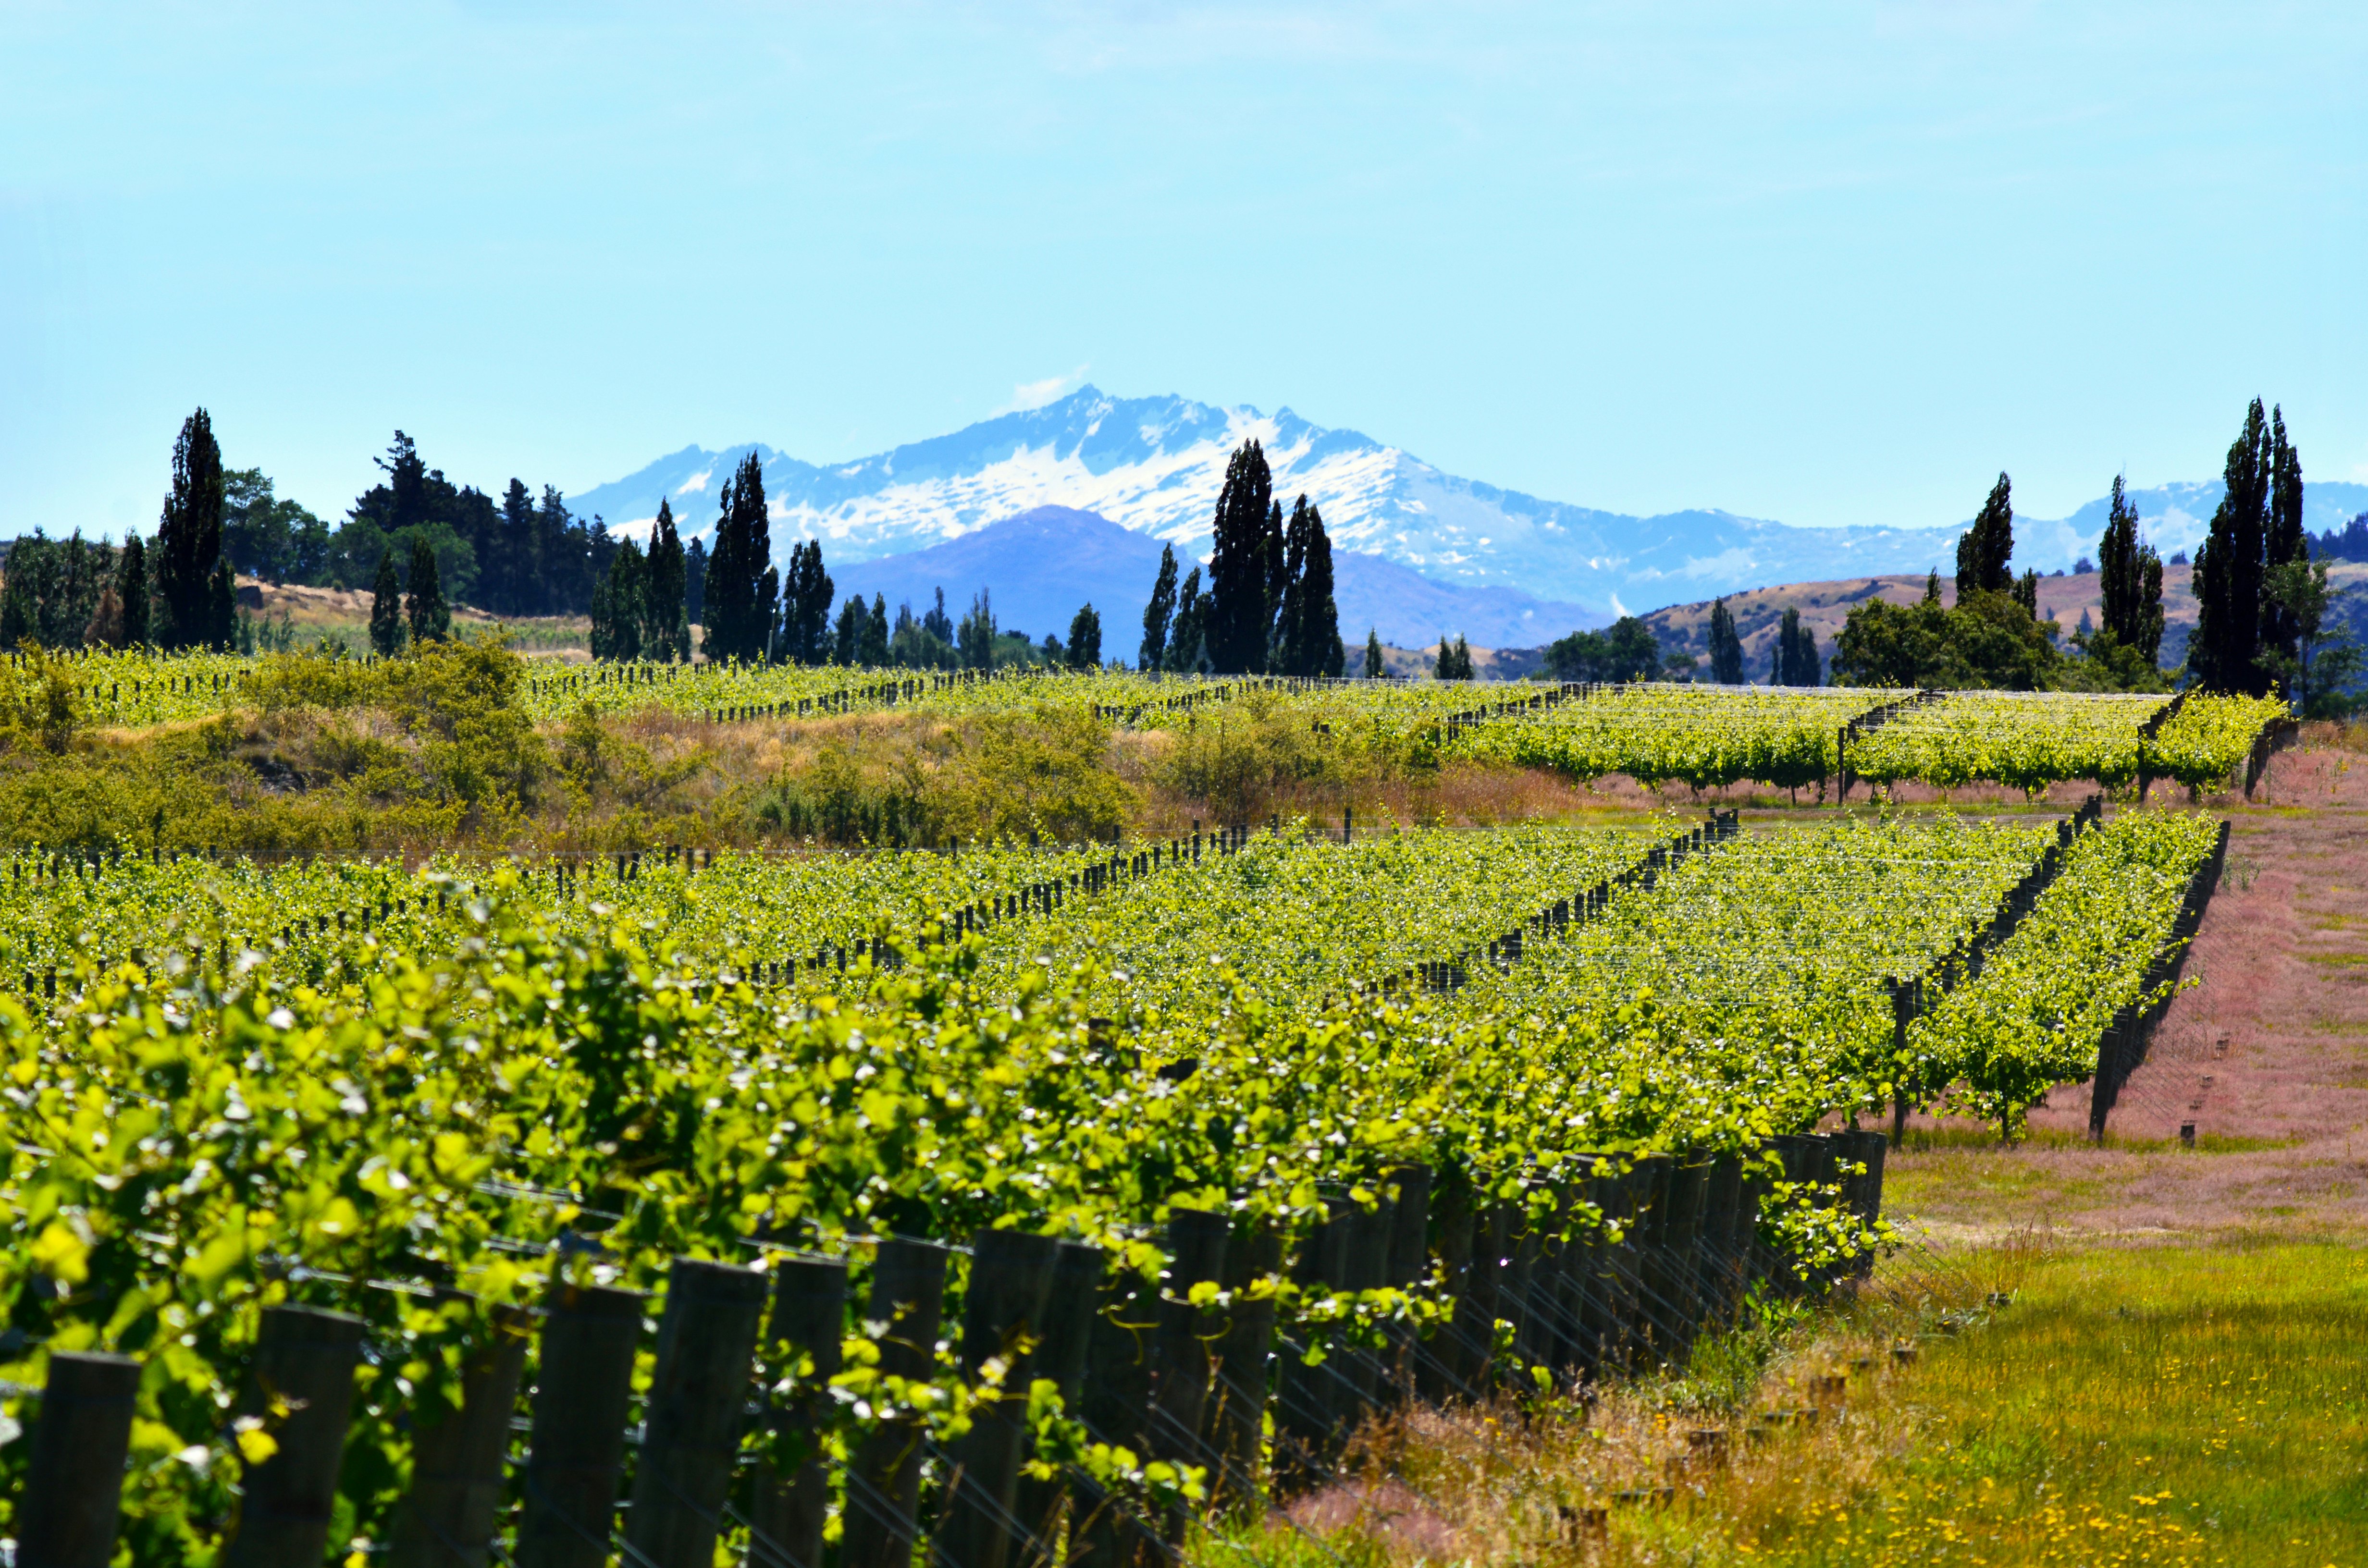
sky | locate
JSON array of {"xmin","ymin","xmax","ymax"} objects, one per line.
[{"xmin": 3, "ymin": 1, "xmax": 2364, "ymax": 540}]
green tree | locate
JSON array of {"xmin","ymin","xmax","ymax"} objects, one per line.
[
  {"xmin": 1364, "ymin": 628, "xmax": 1384, "ymax": 678},
  {"xmin": 2191, "ymin": 399, "xmax": 2274, "ymax": 695},
  {"xmin": 1769, "ymin": 606, "xmax": 1820, "ymax": 686},
  {"xmin": 116, "ymin": 531, "xmax": 150, "ymax": 648},
  {"xmin": 958, "ymin": 588, "xmax": 998, "ymax": 671},
  {"xmin": 2260, "ymin": 558, "xmax": 2362, "ymax": 717},
  {"xmin": 1832, "ymin": 590, "xmax": 2059, "ymax": 689},
  {"xmin": 407, "ymin": 534, "xmax": 452, "ymax": 644},
  {"xmin": 206, "ymin": 559, "xmax": 237, "ymax": 650},
  {"xmin": 781, "ymin": 539, "xmax": 833, "ymax": 664},
  {"xmin": 1139, "ymin": 543, "xmax": 1178, "ymax": 671},
  {"xmin": 591, "ymin": 539, "xmax": 644, "ymax": 660},
  {"xmin": 862, "ymin": 594, "xmax": 890, "ymax": 666},
  {"xmin": 1067, "ymin": 602, "xmax": 1102, "ymax": 669},
  {"xmin": 834, "ymin": 594, "xmax": 865, "ymax": 664},
  {"xmin": 2013, "ymin": 568, "xmax": 2040, "ymax": 619},
  {"xmin": 154, "ymin": 408, "xmax": 227, "ymax": 649},
  {"xmin": 1707, "ymin": 597, "xmax": 1744, "ymax": 684},
  {"xmin": 2260, "ymin": 407, "xmax": 2310, "ymax": 680},
  {"xmin": 643, "ymin": 498, "xmax": 691, "ymax": 662},
  {"xmin": 1544, "ymin": 617, "xmax": 1659, "ymax": 682},
  {"xmin": 1956, "ymin": 472, "xmax": 2015, "ymax": 595},
  {"xmin": 1204, "ymin": 441, "xmax": 1275, "ymax": 673},
  {"xmin": 1272, "ymin": 496, "xmax": 1341, "ymax": 677},
  {"xmin": 369, "ymin": 549, "xmax": 407, "ymax": 656},
  {"xmin": 1924, "ymin": 569, "xmax": 1942, "ymax": 604},
  {"xmin": 2096, "ymin": 475, "xmax": 2165, "ymax": 664},
  {"xmin": 701, "ymin": 453, "xmax": 771, "ymax": 662},
  {"xmin": 1163, "ymin": 568, "xmax": 1208, "ymax": 674}
]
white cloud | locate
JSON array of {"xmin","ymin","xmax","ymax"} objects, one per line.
[
  {"xmin": 996, "ymin": 366, "xmax": 1090, "ymax": 415},
  {"xmin": 675, "ymin": 468, "xmax": 713, "ymax": 495}
]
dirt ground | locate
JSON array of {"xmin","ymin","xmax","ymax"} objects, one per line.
[{"xmin": 1879, "ymin": 733, "xmax": 2368, "ymax": 1245}]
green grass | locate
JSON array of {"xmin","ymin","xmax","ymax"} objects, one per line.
[
  {"xmin": 1196, "ymin": 1242, "xmax": 2368, "ymax": 1568},
  {"xmin": 1632, "ymin": 1242, "xmax": 2368, "ymax": 1567}
]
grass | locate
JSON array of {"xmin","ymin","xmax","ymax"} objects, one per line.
[{"xmin": 1199, "ymin": 1241, "xmax": 2368, "ymax": 1568}]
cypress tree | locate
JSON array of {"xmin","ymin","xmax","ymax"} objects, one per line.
[
  {"xmin": 1204, "ymin": 441, "xmax": 1274, "ymax": 673},
  {"xmin": 1707, "ymin": 598, "xmax": 1744, "ymax": 684},
  {"xmin": 702, "ymin": 453, "xmax": 770, "ymax": 662},
  {"xmin": 2096, "ymin": 475, "xmax": 2166, "ymax": 664},
  {"xmin": 1364, "ymin": 628, "xmax": 1384, "ymax": 678},
  {"xmin": 155, "ymin": 408, "xmax": 227, "ymax": 649},
  {"xmin": 2192, "ymin": 399, "xmax": 2271, "ymax": 694},
  {"xmin": 1955, "ymin": 473, "xmax": 2015, "ymax": 595},
  {"xmin": 862, "ymin": 594, "xmax": 890, "ymax": 666},
  {"xmin": 117, "ymin": 531, "xmax": 150, "ymax": 648},
  {"xmin": 1454, "ymin": 636, "xmax": 1474, "ymax": 679},
  {"xmin": 369, "ymin": 550, "xmax": 406, "ymax": 655},
  {"xmin": 407, "ymin": 536, "xmax": 452, "ymax": 644},
  {"xmin": 1067, "ymin": 602, "xmax": 1102, "ymax": 669},
  {"xmin": 1290, "ymin": 500, "xmax": 1340, "ymax": 676},
  {"xmin": 1140, "ymin": 543, "xmax": 1178, "ymax": 671},
  {"xmin": 644, "ymin": 498, "xmax": 690, "ymax": 662}
]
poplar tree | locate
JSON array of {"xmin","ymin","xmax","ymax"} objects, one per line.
[
  {"xmin": 2191, "ymin": 400, "xmax": 2272, "ymax": 695},
  {"xmin": 782, "ymin": 540, "xmax": 833, "ymax": 664},
  {"xmin": 155, "ymin": 408, "xmax": 227, "ymax": 649},
  {"xmin": 369, "ymin": 550, "xmax": 406, "ymax": 656},
  {"xmin": 834, "ymin": 594, "xmax": 864, "ymax": 664},
  {"xmin": 1067, "ymin": 602, "xmax": 1102, "ymax": 669},
  {"xmin": 1204, "ymin": 441, "xmax": 1274, "ymax": 673},
  {"xmin": 407, "ymin": 535, "xmax": 451, "ymax": 644},
  {"xmin": 862, "ymin": 594, "xmax": 890, "ymax": 666},
  {"xmin": 644, "ymin": 498, "xmax": 690, "ymax": 662},
  {"xmin": 1139, "ymin": 543, "xmax": 1178, "ymax": 671},
  {"xmin": 1769, "ymin": 607, "xmax": 1820, "ymax": 686},
  {"xmin": 1955, "ymin": 473, "xmax": 2015, "ymax": 595},
  {"xmin": 2260, "ymin": 407, "xmax": 2309, "ymax": 677},
  {"xmin": 1163, "ymin": 568, "xmax": 1208, "ymax": 674},
  {"xmin": 702, "ymin": 453, "xmax": 770, "ymax": 662},
  {"xmin": 116, "ymin": 532, "xmax": 150, "ymax": 648},
  {"xmin": 1707, "ymin": 598, "xmax": 1744, "ymax": 684},
  {"xmin": 2097, "ymin": 475, "xmax": 2166, "ymax": 664},
  {"xmin": 1273, "ymin": 497, "xmax": 1341, "ymax": 676},
  {"xmin": 1364, "ymin": 629, "xmax": 1384, "ymax": 678}
]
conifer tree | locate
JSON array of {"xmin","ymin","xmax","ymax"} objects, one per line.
[
  {"xmin": 592, "ymin": 540, "xmax": 644, "ymax": 660},
  {"xmin": 1067, "ymin": 602, "xmax": 1102, "ymax": 669},
  {"xmin": 1204, "ymin": 441, "xmax": 1274, "ymax": 673},
  {"xmin": 116, "ymin": 532, "xmax": 150, "ymax": 648},
  {"xmin": 1769, "ymin": 607, "xmax": 1820, "ymax": 686},
  {"xmin": 1277, "ymin": 498, "xmax": 1340, "ymax": 676},
  {"xmin": 1955, "ymin": 473, "xmax": 2015, "ymax": 595},
  {"xmin": 2192, "ymin": 400, "xmax": 2272, "ymax": 694},
  {"xmin": 155, "ymin": 408, "xmax": 227, "ymax": 649},
  {"xmin": 1454, "ymin": 635, "xmax": 1474, "ymax": 679},
  {"xmin": 1139, "ymin": 543, "xmax": 1178, "ymax": 671},
  {"xmin": 862, "ymin": 594, "xmax": 890, "ymax": 666},
  {"xmin": 1365, "ymin": 628, "xmax": 1384, "ymax": 679},
  {"xmin": 2013, "ymin": 569, "xmax": 2040, "ymax": 618},
  {"xmin": 369, "ymin": 550, "xmax": 406, "ymax": 656},
  {"xmin": 644, "ymin": 498, "xmax": 690, "ymax": 662},
  {"xmin": 1707, "ymin": 598, "xmax": 1744, "ymax": 684},
  {"xmin": 779, "ymin": 540, "xmax": 832, "ymax": 664},
  {"xmin": 1924, "ymin": 569, "xmax": 1942, "ymax": 604},
  {"xmin": 958, "ymin": 589, "xmax": 998, "ymax": 670},
  {"xmin": 406, "ymin": 536, "xmax": 451, "ymax": 644},
  {"xmin": 701, "ymin": 453, "xmax": 770, "ymax": 662}
]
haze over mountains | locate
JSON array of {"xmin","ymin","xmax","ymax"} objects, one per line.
[{"xmin": 574, "ymin": 388, "xmax": 2368, "ymax": 648}]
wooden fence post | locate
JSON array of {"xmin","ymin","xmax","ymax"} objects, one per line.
[
  {"xmin": 1381, "ymin": 1164, "xmax": 1433, "ymax": 1400},
  {"xmin": 628, "ymin": 1259, "xmax": 769, "ymax": 1568},
  {"xmin": 938, "ymin": 1230, "xmax": 1061, "ymax": 1568},
  {"xmin": 1148, "ymin": 1208, "xmax": 1231, "ymax": 1542},
  {"xmin": 14, "ymin": 1350, "xmax": 141, "ymax": 1568},
  {"xmin": 223, "ymin": 1305, "xmax": 367, "ymax": 1568},
  {"xmin": 1012, "ymin": 1240, "xmax": 1108, "ymax": 1565},
  {"xmin": 1199, "ymin": 1223, "xmax": 1283, "ymax": 1510},
  {"xmin": 749, "ymin": 1255, "xmax": 849, "ymax": 1568},
  {"xmin": 1274, "ymin": 1195, "xmax": 1354, "ymax": 1491},
  {"xmin": 841, "ymin": 1239, "xmax": 952, "ymax": 1568},
  {"xmin": 1415, "ymin": 1179, "xmax": 1477, "ymax": 1404},
  {"xmin": 387, "ymin": 1305, "xmax": 533, "ymax": 1568},
  {"xmin": 517, "ymin": 1280, "xmax": 647, "ymax": 1568}
]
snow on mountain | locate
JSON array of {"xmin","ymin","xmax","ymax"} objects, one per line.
[{"xmin": 572, "ymin": 389, "xmax": 2368, "ymax": 625}]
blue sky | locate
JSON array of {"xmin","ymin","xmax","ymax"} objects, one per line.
[{"xmin": 3, "ymin": 2, "xmax": 2363, "ymax": 539}]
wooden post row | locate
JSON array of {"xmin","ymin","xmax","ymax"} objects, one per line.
[{"xmin": 14, "ymin": 1140, "xmax": 1885, "ymax": 1564}]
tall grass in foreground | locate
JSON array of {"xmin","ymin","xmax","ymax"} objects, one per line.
[{"xmin": 1199, "ymin": 1242, "xmax": 2368, "ymax": 1568}]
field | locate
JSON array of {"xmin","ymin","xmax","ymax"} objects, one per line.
[{"xmin": 0, "ymin": 647, "xmax": 2331, "ymax": 1566}]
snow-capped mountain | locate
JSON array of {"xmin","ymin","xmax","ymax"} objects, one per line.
[{"xmin": 572, "ymin": 388, "xmax": 2368, "ymax": 620}]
